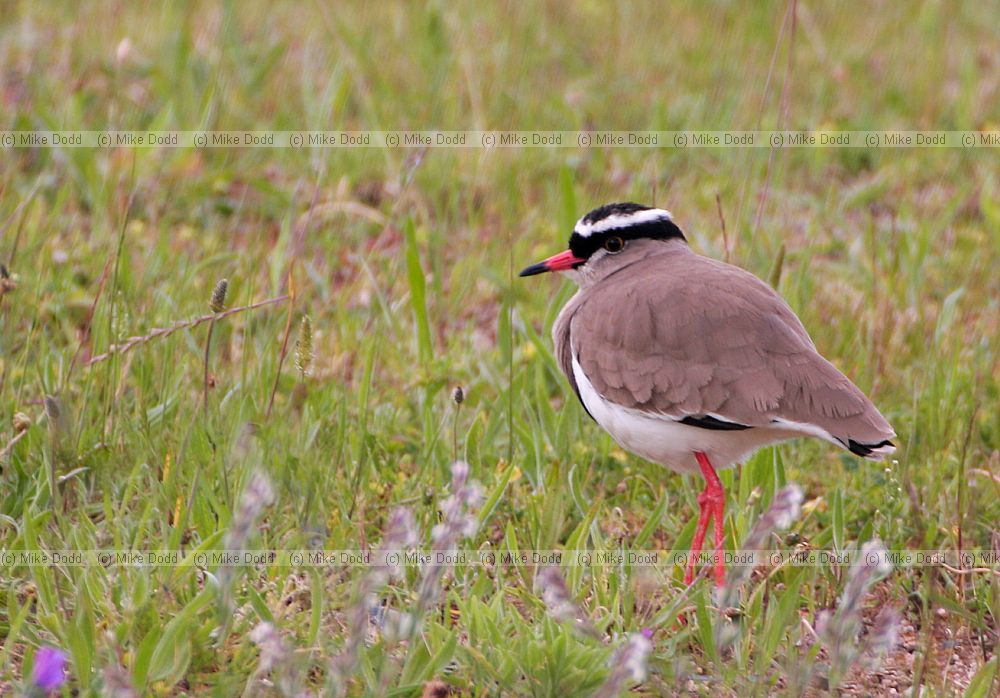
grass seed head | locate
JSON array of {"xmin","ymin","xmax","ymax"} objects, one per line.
[
  {"xmin": 294, "ymin": 315, "xmax": 313, "ymax": 377},
  {"xmin": 43, "ymin": 395, "xmax": 61, "ymax": 423},
  {"xmin": 13, "ymin": 411, "xmax": 31, "ymax": 433},
  {"xmin": 210, "ymin": 278, "xmax": 229, "ymax": 313}
]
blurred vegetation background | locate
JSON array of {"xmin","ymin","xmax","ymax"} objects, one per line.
[{"xmin": 1, "ymin": 1, "xmax": 998, "ymax": 695}]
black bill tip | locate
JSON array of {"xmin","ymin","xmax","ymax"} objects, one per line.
[{"xmin": 518, "ymin": 262, "xmax": 549, "ymax": 277}]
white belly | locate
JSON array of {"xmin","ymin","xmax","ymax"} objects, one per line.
[{"xmin": 571, "ymin": 356, "xmax": 799, "ymax": 473}]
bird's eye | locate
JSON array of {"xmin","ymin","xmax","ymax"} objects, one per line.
[{"xmin": 604, "ymin": 236, "xmax": 624, "ymax": 253}]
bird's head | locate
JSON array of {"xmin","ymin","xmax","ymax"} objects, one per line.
[{"xmin": 519, "ymin": 202, "xmax": 685, "ymax": 285}]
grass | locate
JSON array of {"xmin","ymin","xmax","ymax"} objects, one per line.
[{"xmin": 1, "ymin": 1, "xmax": 999, "ymax": 695}]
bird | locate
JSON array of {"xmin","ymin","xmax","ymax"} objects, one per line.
[{"xmin": 519, "ymin": 202, "xmax": 896, "ymax": 587}]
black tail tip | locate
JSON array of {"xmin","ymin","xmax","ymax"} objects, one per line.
[{"xmin": 847, "ymin": 438, "xmax": 895, "ymax": 458}]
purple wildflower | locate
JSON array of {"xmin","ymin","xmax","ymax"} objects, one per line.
[
  {"xmin": 716, "ymin": 484, "xmax": 804, "ymax": 650},
  {"xmin": 593, "ymin": 632, "xmax": 653, "ymax": 698},
  {"xmin": 329, "ymin": 507, "xmax": 421, "ymax": 696},
  {"xmin": 718, "ymin": 484, "xmax": 803, "ymax": 606},
  {"xmin": 101, "ymin": 662, "xmax": 137, "ymax": 698},
  {"xmin": 31, "ymin": 647, "xmax": 67, "ymax": 692},
  {"xmin": 863, "ymin": 606, "xmax": 901, "ymax": 663},
  {"xmin": 819, "ymin": 539, "xmax": 895, "ymax": 687},
  {"xmin": 250, "ymin": 621, "xmax": 303, "ymax": 696},
  {"xmin": 218, "ymin": 469, "xmax": 275, "ymax": 620},
  {"xmin": 416, "ymin": 462, "xmax": 482, "ymax": 610},
  {"xmin": 536, "ymin": 566, "xmax": 598, "ymax": 638}
]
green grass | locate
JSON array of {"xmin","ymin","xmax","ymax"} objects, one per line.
[{"xmin": 1, "ymin": 1, "xmax": 999, "ymax": 695}]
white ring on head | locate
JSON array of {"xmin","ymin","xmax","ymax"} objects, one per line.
[{"xmin": 573, "ymin": 208, "xmax": 673, "ymax": 238}]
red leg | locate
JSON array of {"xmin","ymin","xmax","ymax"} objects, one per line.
[
  {"xmin": 712, "ymin": 496, "xmax": 725, "ymax": 586},
  {"xmin": 693, "ymin": 451, "xmax": 727, "ymax": 587},
  {"xmin": 683, "ymin": 488, "xmax": 713, "ymax": 585}
]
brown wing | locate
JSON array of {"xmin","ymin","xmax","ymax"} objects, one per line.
[{"xmin": 571, "ymin": 251, "xmax": 895, "ymax": 446}]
